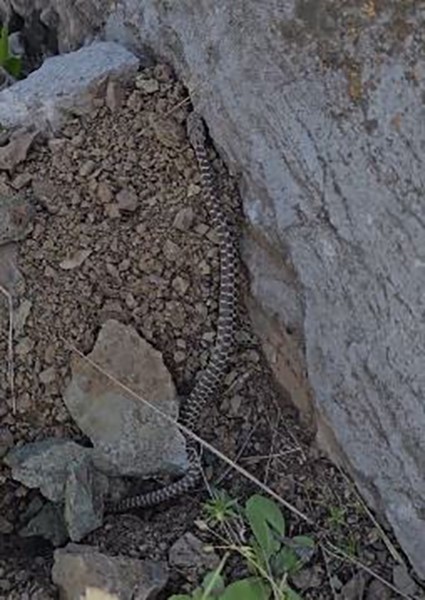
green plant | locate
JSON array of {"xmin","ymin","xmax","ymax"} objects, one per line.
[
  {"xmin": 170, "ymin": 493, "xmax": 316, "ymax": 600},
  {"xmin": 0, "ymin": 25, "xmax": 22, "ymax": 78},
  {"xmin": 203, "ymin": 489, "xmax": 240, "ymax": 526},
  {"xmin": 326, "ymin": 506, "xmax": 347, "ymax": 530}
]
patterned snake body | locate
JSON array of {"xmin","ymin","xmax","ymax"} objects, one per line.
[{"xmin": 111, "ymin": 113, "xmax": 239, "ymax": 511}]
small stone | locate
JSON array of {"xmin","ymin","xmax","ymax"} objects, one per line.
[
  {"xmin": 119, "ymin": 258, "xmax": 131, "ymax": 271},
  {"xmin": 230, "ymin": 395, "xmax": 242, "ymax": 415},
  {"xmin": 187, "ymin": 183, "xmax": 201, "ymax": 197},
  {"xmin": 169, "ymin": 533, "xmax": 220, "ymax": 582},
  {"xmin": 0, "ymin": 427, "xmax": 13, "ymax": 458},
  {"xmin": 125, "ymin": 293, "xmax": 137, "ymax": 309},
  {"xmin": 5, "ymin": 440, "xmax": 93, "ymax": 501},
  {"xmin": 44, "ymin": 265, "xmax": 57, "ymax": 278},
  {"xmin": 126, "ymin": 90, "xmax": 142, "ymax": 111},
  {"xmin": 11, "ymin": 172, "xmax": 32, "ymax": 190},
  {"xmin": 39, "ymin": 367, "xmax": 56, "ymax": 385},
  {"xmin": 153, "ymin": 64, "xmax": 173, "ymax": 82},
  {"xmin": 172, "ymin": 276, "xmax": 190, "ymax": 295},
  {"xmin": 339, "ymin": 573, "xmax": 366, "ymax": 599},
  {"xmin": 105, "ymin": 203, "xmax": 121, "ymax": 219},
  {"xmin": 198, "ymin": 259, "xmax": 211, "ymax": 275},
  {"xmin": 16, "ymin": 337, "xmax": 34, "ymax": 356},
  {"xmin": 392, "ymin": 565, "xmax": 418, "ymax": 595},
  {"xmin": 194, "ymin": 223, "xmax": 209, "ymax": 236},
  {"xmin": 116, "ymin": 188, "xmax": 138, "ymax": 212},
  {"xmin": 163, "ymin": 239, "xmax": 180, "ymax": 261},
  {"xmin": 174, "ymin": 351, "xmax": 186, "ymax": 363},
  {"xmin": 52, "ymin": 544, "xmax": 168, "ymax": 600},
  {"xmin": 19, "ymin": 502, "xmax": 68, "ymax": 547},
  {"xmin": 202, "ymin": 332, "xmax": 215, "ymax": 343},
  {"xmin": 0, "ymin": 516, "xmax": 13, "ymax": 534},
  {"xmin": 135, "ymin": 76, "xmax": 160, "ymax": 94},
  {"xmin": 97, "ymin": 182, "xmax": 113, "ymax": 204},
  {"xmin": 78, "ymin": 160, "xmax": 96, "ymax": 178},
  {"xmin": 59, "ymin": 249, "xmax": 92, "ymax": 270},
  {"xmin": 14, "ymin": 299, "xmax": 32, "ymax": 336},
  {"xmin": 366, "ymin": 579, "xmax": 391, "ymax": 599},
  {"xmin": 290, "ymin": 565, "xmax": 323, "ymax": 590},
  {"xmin": 173, "ymin": 207, "xmax": 194, "ymax": 231},
  {"xmin": 105, "ymin": 79, "xmax": 125, "ymax": 112}
]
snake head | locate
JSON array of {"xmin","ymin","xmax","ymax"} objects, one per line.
[{"xmin": 186, "ymin": 112, "xmax": 206, "ymax": 147}]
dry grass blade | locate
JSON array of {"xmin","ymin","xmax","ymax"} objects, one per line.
[
  {"xmin": 0, "ymin": 283, "xmax": 15, "ymax": 412},
  {"xmin": 164, "ymin": 95, "xmax": 192, "ymax": 117},
  {"xmin": 61, "ymin": 336, "xmax": 313, "ymax": 524},
  {"xmin": 322, "ymin": 542, "xmax": 416, "ymax": 600}
]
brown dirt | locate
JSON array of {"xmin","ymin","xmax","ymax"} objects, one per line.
[{"xmin": 0, "ymin": 66, "xmax": 421, "ymax": 599}]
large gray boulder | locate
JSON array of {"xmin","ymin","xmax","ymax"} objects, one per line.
[{"xmin": 2, "ymin": 0, "xmax": 425, "ymax": 578}]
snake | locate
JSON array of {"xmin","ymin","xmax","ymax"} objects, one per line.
[{"xmin": 110, "ymin": 112, "xmax": 239, "ymax": 512}]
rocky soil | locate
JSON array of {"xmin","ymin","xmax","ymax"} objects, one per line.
[{"xmin": 0, "ymin": 66, "xmax": 422, "ymax": 599}]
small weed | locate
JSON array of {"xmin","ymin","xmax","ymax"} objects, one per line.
[
  {"xmin": 0, "ymin": 25, "xmax": 22, "ymax": 78},
  {"xmin": 326, "ymin": 506, "xmax": 347, "ymax": 530},
  {"xmin": 170, "ymin": 492, "xmax": 316, "ymax": 600},
  {"xmin": 203, "ymin": 490, "xmax": 240, "ymax": 526},
  {"xmin": 342, "ymin": 534, "xmax": 358, "ymax": 558}
]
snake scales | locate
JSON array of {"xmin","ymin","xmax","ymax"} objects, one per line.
[{"xmin": 110, "ymin": 112, "xmax": 239, "ymax": 511}]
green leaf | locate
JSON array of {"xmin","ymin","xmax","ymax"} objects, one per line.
[
  {"xmin": 202, "ymin": 570, "xmax": 225, "ymax": 596},
  {"xmin": 245, "ymin": 495, "xmax": 285, "ymax": 561},
  {"xmin": 168, "ymin": 596, "xmax": 192, "ymax": 600},
  {"xmin": 272, "ymin": 547, "xmax": 300, "ymax": 576},
  {"xmin": 289, "ymin": 536, "xmax": 315, "ymax": 562},
  {"xmin": 0, "ymin": 26, "xmax": 9, "ymax": 66},
  {"xmin": 219, "ymin": 577, "xmax": 271, "ymax": 600},
  {"xmin": 4, "ymin": 55, "xmax": 22, "ymax": 77},
  {"xmin": 285, "ymin": 586, "xmax": 304, "ymax": 600}
]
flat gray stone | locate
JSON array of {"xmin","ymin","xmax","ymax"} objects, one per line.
[
  {"xmin": 0, "ymin": 41, "xmax": 139, "ymax": 132},
  {"xmin": 4, "ymin": 439, "xmax": 92, "ymax": 502},
  {"xmin": 52, "ymin": 544, "xmax": 168, "ymax": 600},
  {"xmin": 63, "ymin": 319, "xmax": 188, "ymax": 477}
]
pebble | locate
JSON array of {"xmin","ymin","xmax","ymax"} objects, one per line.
[
  {"xmin": 39, "ymin": 367, "xmax": 56, "ymax": 385},
  {"xmin": 173, "ymin": 207, "xmax": 194, "ymax": 231},
  {"xmin": 97, "ymin": 181, "xmax": 113, "ymax": 203},
  {"xmin": 135, "ymin": 76, "xmax": 160, "ymax": 94},
  {"xmin": 163, "ymin": 239, "xmax": 180, "ymax": 261},
  {"xmin": 116, "ymin": 188, "xmax": 138, "ymax": 212},
  {"xmin": 106, "ymin": 79, "xmax": 125, "ymax": 112},
  {"xmin": 16, "ymin": 337, "xmax": 34, "ymax": 357},
  {"xmin": 172, "ymin": 276, "xmax": 190, "ymax": 295},
  {"xmin": 105, "ymin": 203, "xmax": 120, "ymax": 219},
  {"xmin": 392, "ymin": 564, "xmax": 418, "ymax": 595},
  {"xmin": 153, "ymin": 64, "xmax": 174, "ymax": 82},
  {"xmin": 195, "ymin": 223, "xmax": 209, "ymax": 236},
  {"xmin": 78, "ymin": 160, "xmax": 96, "ymax": 177},
  {"xmin": 174, "ymin": 351, "xmax": 186, "ymax": 363},
  {"xmin": 187, "ymin": 183, "xmax": 201, "ymax": 197}
]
